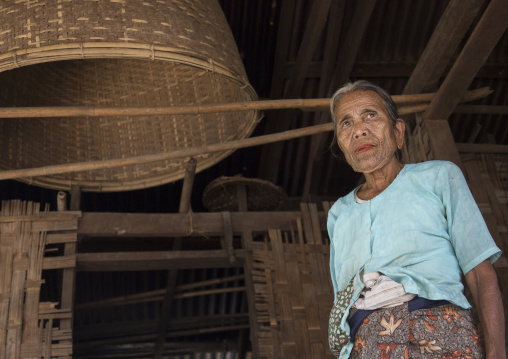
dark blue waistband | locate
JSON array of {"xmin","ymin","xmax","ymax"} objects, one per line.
[{"xmin": 348, "ymin": 297, "xmax": 450, "ymax": 342}]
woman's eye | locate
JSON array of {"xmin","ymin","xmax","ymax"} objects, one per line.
[
  {"xmin": 367, "ymin": 113, "xmax": 376, "ymax": 119},
  {"xmin": 342, "ymin": 120, "xmax": 350, "ymax": 127}
]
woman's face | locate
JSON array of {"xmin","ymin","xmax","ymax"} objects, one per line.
[{"xmin": 334, "ymin": 90, "xmax": 405, "ymax": 173}]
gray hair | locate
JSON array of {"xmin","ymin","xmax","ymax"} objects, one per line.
[{"xmin": 330, "ymin": 80, "xmax": 399, "ymax": 132}]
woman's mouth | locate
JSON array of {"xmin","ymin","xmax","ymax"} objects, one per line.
[{"xmin": 355, "ymin": 144, "xmax": 375, "ymax": 153}]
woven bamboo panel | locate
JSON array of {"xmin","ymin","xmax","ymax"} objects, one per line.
[
  {"xmin": 0, "ymin": 1, "xmax": 258, "ymax": 192},
  {"xmin": 248, "ymin": 203, "xmax": 335, "ymax": 359},
  {"xmin": 460, "ymin": 153, "xmax": 508, "ymax": 296},
  {"xmin": 402, "ymin": 114, "xmax": 432, "ymax": 164},
  {"xmin": 0, "ymin": 200, "xmax": 79, "ymax": 359}
]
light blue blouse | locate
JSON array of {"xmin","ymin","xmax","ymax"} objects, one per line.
[{"xmin": 327, "ymin": 160, "xmax": 501, "ymax": 358}]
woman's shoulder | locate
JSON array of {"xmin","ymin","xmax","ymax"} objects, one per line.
[
  {"xmin": 403, "ymin": 160, "xmax": 459, "ymax": 177},
  {"xmin": 327, "ymin": 188, "xmax": 357, "ymax": 220}
]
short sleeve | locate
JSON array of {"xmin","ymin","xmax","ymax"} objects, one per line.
[
  {"xmin": 327, "ymin": 208, "xmax": 339, "ymax": 296},
  {"xmin": 437, "ymin": 161, "xmax": 501, "ymax": 274}
]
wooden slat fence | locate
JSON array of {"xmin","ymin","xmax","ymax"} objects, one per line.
[
  {"xmin": 0, "ymin": 200, "xmax": 79, "ymax": 359},
  {"xmin": 248, "ymin": 203, "xmax": 334, "ymax": 359}
]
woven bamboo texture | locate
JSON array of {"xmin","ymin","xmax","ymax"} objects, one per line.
[
  {"xmin": 247, "ymin": 203, "xmax": 335, "ymax": 359},
  {"xmin": 0, "ymin": 200, "xmax": 79, "ymax": 359},
  {"xmin": 401, "ymin": 114, "xmax": 432, "ymax": 164},
  {"xmin": 0, "ymin": 1, "xmax": 258, "ymax": 192}
]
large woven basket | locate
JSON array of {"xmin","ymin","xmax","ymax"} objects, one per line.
[
  {"xmin": 0, "ymin": 1, "xmax": 258, "ymax": 191},
  {"xmin": 203, "ymin": 176, "xmax": 287, "ymax": 212}
]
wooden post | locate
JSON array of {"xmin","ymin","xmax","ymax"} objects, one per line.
[
  {"xmin": 237, "ymin": 184, "xmax": 260, "ymax": 359},
  {"xmin": 154, "ymin": 158, "xmax": 197, "ymax": 359},
  {"xmin": 60, "ymin": 186, "xmax": 80, "ymax": 334}
]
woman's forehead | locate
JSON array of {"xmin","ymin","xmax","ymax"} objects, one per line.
[{"xmin": 335, "ymin": 90, "xmax": 386, "ymax": 116}]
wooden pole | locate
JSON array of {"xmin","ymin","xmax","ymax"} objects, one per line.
[
  {"xmin": 0, "ymin": 89, "xmax": 488, "ymax": 119},
  {"xmin": 155, "ymin": 158, "xmax": 197, "ymax": 359},
  {"xmin": 0, "ymin": 88, "xmax": 491, "ymax": 181}
]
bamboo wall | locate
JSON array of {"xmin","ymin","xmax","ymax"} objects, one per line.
[
  {"xmin": 0, "ymin": 200, "xmax": 79, "ymax": 359},
  {"xmin": 247, "ymin": 203, "xmax": 335, "ymax": 359}
]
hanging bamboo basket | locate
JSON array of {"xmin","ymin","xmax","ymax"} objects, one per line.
[{"xmin": 0, "ymin": 0, "xmax": 258, "ymax": 191}]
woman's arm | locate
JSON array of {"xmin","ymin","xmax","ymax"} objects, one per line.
[{"xmin": 465, "ymin": 259, "xmax": 506, "ymax": 359}]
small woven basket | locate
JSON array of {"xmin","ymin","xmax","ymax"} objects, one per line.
[
  {"xmin": 0, "ymin": 0, "xmax": 258, "ymax": 191},
  {"xmin": 202, "ymin": 176, "xmax": 287, "ymax": 212}
]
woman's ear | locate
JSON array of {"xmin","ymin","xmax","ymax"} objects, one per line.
[{"xmin": 395, "ymin": 118, "xmax": 405, "ymax": 149}]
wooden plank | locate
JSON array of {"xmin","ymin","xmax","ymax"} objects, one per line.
[
  {"xmin": 32, "ymin": 219, "xmax": 78, "ymax": 232},
  {"xmin": 0, "ymin": 213, "xmax": 80, "ymax": 223},
  {"xmin": 42, "ymin": 255, "xmax": 76, "ymax": 270},
  {"xmin": 60, "ymin": 242, "xmax": 76, "ymax": 332},
  {"xmin": 78, "ymin": 211, "xmax": 327, "ymax": 237},
  {"xmin": 45, "ymin": 233, "xmax": 77, "ymax": 244},
  {"xmin": 6, "ymin": 253, "xmax": 28, "ymax": 359},
  {"xmin": 0, "ymin": 246, "xmax": 13, "ymax": 359},
  {"xmin": 76, "ymin": 250, "xmax": 246, "ymax": 271},
  {"xmin": 403, "ymin": 0, "xmax": 484, "ymax": 94},
  {"xmin": 22, "ymin": 230, "xmax": 45, "ymax": 346},
  {"xmin": 424, "ymin": 0, "xmax": 508, "ymax": 120}
]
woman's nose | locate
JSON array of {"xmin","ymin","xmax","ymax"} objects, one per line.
[{"xmin": 353, "ymin": 121, "xmax": 368, "ymax": 138}]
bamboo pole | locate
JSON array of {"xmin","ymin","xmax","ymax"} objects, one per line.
[
  {"xmin": 0, "ymin": 87, "xmax": 491, "ymax": 118},
  {"xmin": 75, "ymin": 274, "xmax": 245, "ymax": 310},
  {"xmin": 0, "ymin": 87, "xmax": 492, "ymax": 181}
]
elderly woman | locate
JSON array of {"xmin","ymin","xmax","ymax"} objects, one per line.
[{"xmin": 327, "ymin": 80, "xmax": 505, "ymax": 359}]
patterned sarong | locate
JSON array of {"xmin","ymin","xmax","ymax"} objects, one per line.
[{"xmin": 349, "ymin": 303, "xmax": 484, "ymax": 358}]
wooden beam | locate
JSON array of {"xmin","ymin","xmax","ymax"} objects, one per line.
[
  {"xmin": 328, "ymin": 0, "xmax": 377, "ymax": 92},
  {"xmin": 59, "ymin": 185, "xmax": 80, "ymax": 332},
  {"xmin": 76, "ymin": 250, "xmax": 247, "ymax": 271},
  {"xmin": 302, "ymin": 0, "xmax": 376, "ymax": 199},
  {"xmin": 77, "ymin": 212, "xmax": 317, "ymax": 237},
  {"xmin": 424, "ymin": 119, "xmax": 464, "ymax": 167},
  {"xmin": 403, "ymin": 0, "xmax": 485, "ymax": 94},
  {"xmin": 301, "ymin": 0, "xmax": 346, "ymax": 201},
  {"xmin": 421, "ymin": 0, "xmax": 508, "ymax": 167},
  {"xmin": 424, "ymin": 0, "xmax": 508, "ymax": 120},
  {"xmin": 269, "ymin": 0, "xmax": 297, "ymax": 99},
  {"xmin": 285, "ymin": 0, "xmax": 332, "ymax": 96}
]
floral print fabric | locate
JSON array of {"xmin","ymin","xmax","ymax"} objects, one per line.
[
  {"xmin": 349, "ymin": 303, "xmax": 484, "ymax": 359},
  {"xmin": 329, "ymin": 277, "xmax": 355, "ymax": 358}
]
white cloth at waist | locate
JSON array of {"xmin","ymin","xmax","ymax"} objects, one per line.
[{"xmin": 353, "ymin": 272, "xmax": 416, "ymax": 310}]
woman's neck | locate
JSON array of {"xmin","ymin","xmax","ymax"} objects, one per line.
[{"xmin": 357, "ymin": 158, "xmax": 404, "ymax": 200}]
